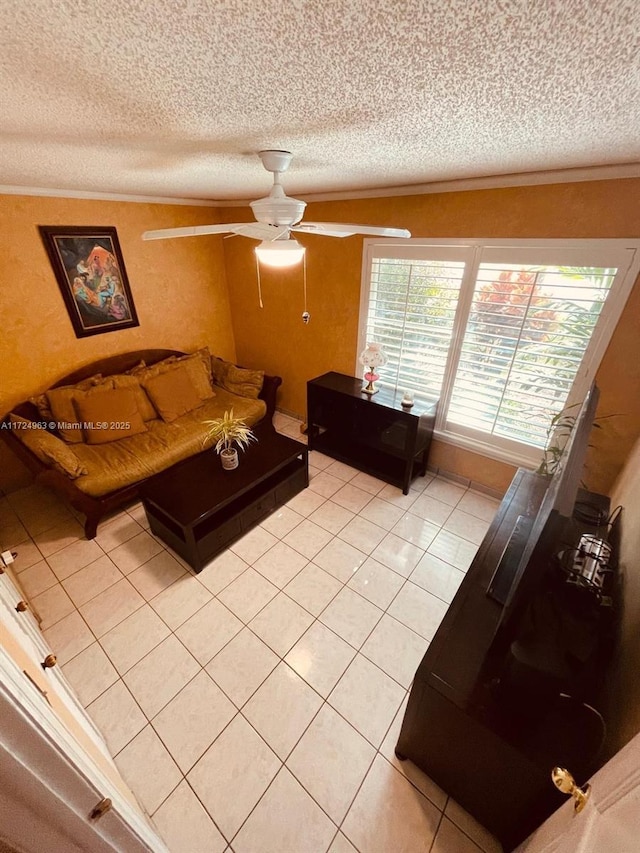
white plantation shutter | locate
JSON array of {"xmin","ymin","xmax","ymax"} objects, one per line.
[{"xmin": 360, "ymin": 239, "xmax": 640, "ymax": 468}]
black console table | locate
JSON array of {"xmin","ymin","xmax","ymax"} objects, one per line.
[
  {"xmin": 395, "ymin": 469, "xmax": 616, "ymax": 850},
  {"xmin": 307, "ymin": 371, "xmax": 438, "ymax": 494}
]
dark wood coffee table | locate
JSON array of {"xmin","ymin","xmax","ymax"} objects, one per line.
[{"xmin": 140, "ymin": 424, "xmax": 308, "ymax": 572}]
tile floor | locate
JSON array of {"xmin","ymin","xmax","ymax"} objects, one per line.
[{"xmin": 1, "ymin": 411, "xmax": 504, "ymax": 853}]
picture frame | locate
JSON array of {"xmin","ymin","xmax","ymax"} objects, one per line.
[{"xmin": 39, "ymin": 226, "xmax": 139, "ymax": 338}]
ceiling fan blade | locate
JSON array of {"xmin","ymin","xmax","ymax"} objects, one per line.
[
  {"xmin": 292, "ymin": 222, "xmax": 411, "ymax": 238},
  {"xmin": 142, "ymin": 223, "xmax": 249, "ymax": 241}
]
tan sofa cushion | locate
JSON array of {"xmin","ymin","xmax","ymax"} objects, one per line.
[
  {"xmin": 74, "ymin": 388, "xmax": 148, "ymax": 444},
  {"xmin": 72, "ymin": 390, "xmax": 266, "ymax": 496},
  {"xmin": 47, "ymin": 379, "xmax": 113, "ymax": 443},
  {"xmin": 142, "ymin": 365, "xmax": 204, "ymax": 422},
  {"xmin": 210, "ymin": 356, "xmax": 264, "ymax": 399},
  {"xmin": 101, "ymin": 374, "xmax": 157, "ymax": 422},
  {"xmin": 9, "ymin": 415, "xmax": 87, "ymax": 478}
]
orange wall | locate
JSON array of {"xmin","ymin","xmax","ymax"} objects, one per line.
[
  {"xmin": 224, "ymin": 177, "xmax": 640, "ymax": 494},
  {"xmin": 0, "ymin": 194, "xmax": 234, "ymax": 491}
]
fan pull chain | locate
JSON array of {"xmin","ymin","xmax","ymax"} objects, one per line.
[
  {"xmin": 255, "ymin": 255, "xmax": 264, "ymax": 309},
  {"xmin": 302, "ymin": 253, "xmax": 310, "ymax": 323}
]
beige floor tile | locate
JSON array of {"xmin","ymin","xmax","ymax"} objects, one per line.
[
  {"xmin": 196, "ymin": 549, "xmax": 249, "ymax": 594},
  {"xmin": 149, "ymin": 574, "xmax": 212, "ymax": 630},
  {"xmin": 115, "ymin": 725, "xmax": 182, "ymax": 814},
  {"xmin": 308, "ymin": 471, "xmax": 345, "ymax": 499},
  {"xmin": 324, "ymin": 460, "xmax": 360, "ymax": 482},
  {"xmin": 350, "ymin": 471, "xmax": 387, "ymax": 496},
  {"xmin": 217, "ymin": 568, "xmax": 278, "ymax": 623},
  {"xmin": 410, "ymin": 493, "xmax": 455, "ymax": 526},
  {"xmin": 444, "ymin": 800, "xmax": 504, "ymax": 853},
  {"xmin": 123, "ymin": 634, "xmax": 200, "ymax": 718},
  {"xmin": 410, "ymin": 552, "xmax": 465, "ymax": 603},
  {"xmin": 249, "ymin": 592, "xmax": 314, "ymax": 657},
  {"xmin": 320, "ymin": 587, "xmax": 383, "ymax": 649},
  {"xmin": 0, "ymin": 516, "xmax": 30, "ymax": 550},
  {"xmin": 314, "ymin": 538, "xmax": 367, "ymax": 583},
  {"xmin": 285, "ymin": 622, "xmax": 355, "ymax": 698},
  {"xmin": 379, "ymin": 695, "xmax": 448, "ymax": 809},
  {"xmin": 338, "ymin": 516, "xmax": 387, "ymax": 555},
  {"xmin": 253, "ymin": 540, "xmax": 308, "ymax": 587},
  {"xmin": 288, "ymin": 703, "xmax": 375, "ymax": 823},
  {"xmin": 387, "ymin": 582, "xmax": 449, "ymax": 642},
  {"xmin": 285, "ymin": 488, "xmax": 326, "ymax": 517},
  {"xmin": 361, "ymin": 614, "xmax": 428, "ymax": 688},
  {"xmin": 233, "ymin": 767, "xmax": 336, "ymax": 853},
  {"xmin": 61, "ymin": 642, "xmax": 119, "ymax": 707},
  {"xmin": 329, "ymin": 833, "xmax": 358, "ymax": 853},
  {"xmin": 428, "ymin": 529, "xmax": 478, "ymax": 572},
  {"xmin": 342, "ymin": 755, "xmax": 441, "ymax": 853},
  {"xmin": 457, "ymin": 490, "xmax": 501, "ymax": 523},
  {"xmin": 79, "ymin": 578, "xmax": 145, "ymax": 637},
  {"xmin": 391, "ymin": 513, "xmax": 440, "ymax": 550},
  {"xmin": 99, "ymin": 604, "xmax": 171, "ymax": 674},
  {"xmin": 95, "ymin": 513, "xmax": 143, "ymax": 552},
  {"xmin": 152, "ymin": 670, "xmax": 235, "ymax": 773},
  {"xmin": 347, "ymin": 557, "xmax": 405, "ymax": 609},
  {"xmin": 424, "ymin": 477, "xmax": 466, "ymax": 507},
  {"xmin": 42, "ymin": 610, "xmax": 94, "ymax": 666},
  {"xmin": 127, "ymin": 550, "xmax": 187, "ymax": 599},
  {"xmin": 229, "ymin": 525, "xmax": 278, "ymax": 564},
  {"xmin": 284, "ymin": 562, "xmax": 343, "ymax": 616},
  {"xmin": 283, "ymin": 518, "xmax": 334, "ymax": 560},
  {"xmin": 187, "ymin": 714, "xmax": 280, "ymax": 840},
  {"xmin": 47, "ymin": 538, "xmax": 104, "ymax": 581},
  {"xmin": 243, "ymin": 662, "xmax": 323, "ymax": 760},
  {"xmin": 371, "ymin": 532, "xmax": 425, "ymax": 578},
  {"xmin": 359, "ymin": 497, "xmax": 405, "ymax": 531},
  {"xmin": 33, "ymin": 517, "xmax": 85, "ymax": 557},
  {"xmin": 17, "ymin": 560, "xmax": 57, "ymax": 598},
  {"xmin": 260, "ymin": 505, "xmax": 304, "ymax": 539},
  {"xmin": 31, "ymin": 583, "xmax": 76, "ymax": 629},
  {"xmin": 432, "ymin": 818, "xmax": 485, "ymax": 853},
  {"xmin": 328, "ymin": 655, "xmax": 404, "ymax": 747},
  {"xmin": 307, "ymin": 450, "xmax": 333, "ymax": 471},
  {"xmin": 86, "ymin": 679, "xmax": 146, "ymax": 754},
  {"xmin": 332, "ymin": 483, "xmax": 374, "ymax": 514},
  {"xmin": 443, "ymin": 508, "xmax": 491, "ymax": 546},
  {"xmin": 206, "ymin": 627, "xmax": 279, "ymax": 707},
  {"xmin": 22, "ymin": 506, "xmax": 75, "ymax": 538},
  {"xmin": 308, "ymin": 500, "xmax": 355, "ymax": 534},
  {"xmin": 152, "ymin": 780, "xmax": 227, "ymax": 853},
  {"xmin": 108, "ymin": 530, "xmax": 165, "ymax": 574},
  {"xmin": 9, "ymin": 538, "xmax": 44, "ymax": 573},
  {"xmin": 176, "ymin": 598, "xmax": 243, "ymax": 665},
  {"xmin": 127, "ymin": 502, "xmax": 151, "ymax": 530},
  {"xmin": 62, "ymin": 554, "xmax": 123, "ymax": 608},
  {"xmin": 376, "ymin": 483, "xmax": 420, "ymax": 511}
]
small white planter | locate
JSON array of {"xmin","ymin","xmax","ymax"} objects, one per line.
[{"xmin": 220, "ymin": 448, "xmax": 239, "ymax": 470}]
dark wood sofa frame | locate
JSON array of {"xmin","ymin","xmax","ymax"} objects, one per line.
[{"xmin": 2, "ymin": 349, "xmax": 282, "ymax": 540}]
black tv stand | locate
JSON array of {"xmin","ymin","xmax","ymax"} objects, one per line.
[
  {"xmin": 395, "ymin": 469, "xmax": 615, "ymax": 851},
  {"xmin": 486, "ymin": 514, "xmax": 534, "ymax": 605}
]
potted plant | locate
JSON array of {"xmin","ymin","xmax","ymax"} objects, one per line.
[{"xmin": 203, "ymin": 409, "xmax": 257, "ymax": 470}]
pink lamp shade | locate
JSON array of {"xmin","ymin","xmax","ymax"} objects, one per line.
[{"xmin": 359, "ymin": 343, "xmax": 387, "ymax": 394}]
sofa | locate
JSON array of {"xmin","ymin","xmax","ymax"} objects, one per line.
[{"xmin": 2, "ymin": 348, "xmax": 282, "ymax": 539}]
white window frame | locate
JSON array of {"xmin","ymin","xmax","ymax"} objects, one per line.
[{"xmin": 358, "ymin": 238, "xmax": 640, "ymax": 469}]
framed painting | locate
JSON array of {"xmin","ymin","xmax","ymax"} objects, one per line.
[{"xmin": 39, "ymin": 226, "xmax": 139, "ymax": 338}]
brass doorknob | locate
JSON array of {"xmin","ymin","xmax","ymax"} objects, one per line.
[
  {"xmin": 551, "ymin": 767, "xmax": 591, "ymax": 813},
  {"xmin": 15, "ymin": 600, "xmax": 29, "ymax": 612},
  {"xmin": 41, "ymin": 654, "xmax": 57, "ymax": 670}
]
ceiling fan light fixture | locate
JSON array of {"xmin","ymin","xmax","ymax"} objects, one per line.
[{"xmin": 255, "ymin": 238, "xmax": 305, "ymax": 268}]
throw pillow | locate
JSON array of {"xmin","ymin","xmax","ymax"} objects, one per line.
[
  {"xmin": 175, "ymin": 351, "xmax": 215, "ymax": 400},
  {"xmin": 107, "ymin": 374, "xmax": 158, "ymax": 422},
  {"xmin": 74, "ymin": 387, "xmax": 148, "ymax": 444},
  {"xmin": 223, "ymin": 364, "xmax": 264, "ymax": 399},
  {"xmin": 130, "ymin": 355, "xmax": 178, "ymax": 382},
  {"xmin": 32, "ymin": 374, "xmax": 102, "ymax": 426},
  {"xmin": 141, "ymin": 364, "xmax": 203, "ymax": 422},
  {"xmin": 8, "ymin": 415, "xmax": 87, "ymax": 478},
  {"xmin": 210, "ymin": 356, "xmax": 232, "ymax": 387},
  {"xmin": 46, "ymin": 377, "xmax": 107, "ymax": 443}
]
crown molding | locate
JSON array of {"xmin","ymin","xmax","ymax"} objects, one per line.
[
  {"xmin": 0, "ymin": 185, "xmax": 215, "ymax": 206},
  {"xmin": 2, "ymin": 162, "xmax": 639, "ymax": 208}
]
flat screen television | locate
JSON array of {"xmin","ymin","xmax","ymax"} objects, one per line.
[{"xmin": 487, "ymin": 382, "xmax": 601, "ymax": 623}]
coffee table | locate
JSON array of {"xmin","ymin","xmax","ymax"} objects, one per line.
[{"xmin": 140, "ymin": 424, "xmax": 308, "ymax": 572}]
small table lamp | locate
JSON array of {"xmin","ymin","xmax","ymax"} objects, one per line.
[{"xmin": 359, "ymin": 342, "xmax": 387, "ymax": 395}]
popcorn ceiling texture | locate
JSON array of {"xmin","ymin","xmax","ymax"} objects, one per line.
[{"xmin": 1, "ymin": 0, "xmax": 639, "ymax": 200}]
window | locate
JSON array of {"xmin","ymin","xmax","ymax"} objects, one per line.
[{"xmin": 359, "ymin": 239, "xmax": 640, "ymax": 467}]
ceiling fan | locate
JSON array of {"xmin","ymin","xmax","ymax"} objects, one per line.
[{"xmin": 142, "ymin": 150, "xmax": 411, "ymax": 267}]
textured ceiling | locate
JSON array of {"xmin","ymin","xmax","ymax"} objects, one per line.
[{"xmin": 1, "ymin": 0, "xmax": 639, "ymax": 201}]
